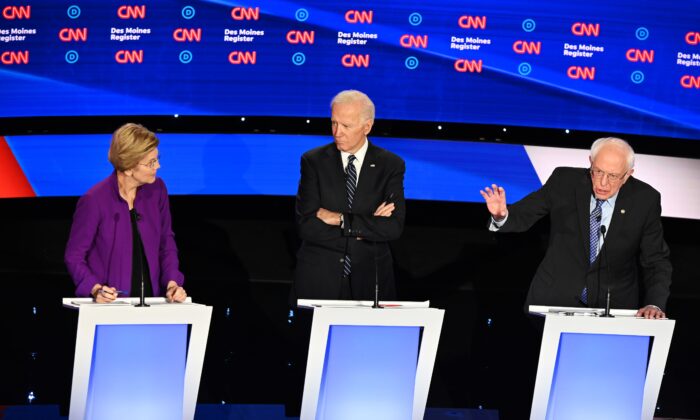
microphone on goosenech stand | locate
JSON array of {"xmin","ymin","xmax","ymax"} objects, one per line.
[
  {"xmin": 372, "ymin": 241, "xmax": 381, "ymax": 309},
  {"xmin": 133, "ymin": 209, "xmax": 149, "ymax": 308},
  {"xmin": 599, "ymin": 225, "xmax": 613, "ymax": 317},
  {"xmin": 371, "ymin": 192, "xmax": 395, "ymax": 309}
]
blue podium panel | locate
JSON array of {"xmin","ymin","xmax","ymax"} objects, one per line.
[
  {"xmin": 316, "ymin": 325, "xmax": 420, "ymax": 420},
  {"xmin": 546, "ymin": 333, "xmax": 650, "ymax": 420},
  {"xmin": 85, "ymin": 324, "xmax": 188, "ymax": 420}
]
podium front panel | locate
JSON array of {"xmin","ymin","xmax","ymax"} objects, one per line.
[
  {"xmin": 299, "ymin": 304, "xmax": 444, "ymax": 420},
  {"xmin": 316, "ymin": 325, "xmax": 420, "ymax": 420},
  {"xmin": 85, "ymin": 324, "xmax": 188, "ymax": 420},
  {"xmin": 65, "ymin": 300, "xmax": 212, "ymax": 420},
  {"xmin": 530, "ymin": 312, "xmax": 674, "ymax": 420},
  {"xmin": 546, "ymin": 333, "xmax": 649, "ymax": 420}
]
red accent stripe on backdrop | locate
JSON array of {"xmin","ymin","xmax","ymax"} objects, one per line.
[{"xmin": 0, "ymin": 136, "xmax": 36, "ymax": 198}]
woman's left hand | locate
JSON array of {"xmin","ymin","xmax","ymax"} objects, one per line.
[{"xmin": 165, "ymin": 280, "xmax": 187, "ymax": 303}]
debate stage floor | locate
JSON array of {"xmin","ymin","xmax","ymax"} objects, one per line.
[{"xmin": 0, "ymin": 404, "xmax": 500, "ymax": 419}]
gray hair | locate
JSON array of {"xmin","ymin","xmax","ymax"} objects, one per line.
[
  {"xmin": 590, "ymin": 137, "xmax": 635, "ymax": 170},
  {"xmin": 330, "ymin": 90, "xmax": 375, "ymax": 122}
]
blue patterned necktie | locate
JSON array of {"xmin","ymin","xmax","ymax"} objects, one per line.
[
  {"xmin": 343, "ymin": 155, "xmax": 357, "ymax": 279},
  {"xmin": 590, "ymin": 199, "xmax": 604, "ymax": 264},
  {"xmin": 582, "ymin": 199, "xmax": 604, "ymax": 304}
]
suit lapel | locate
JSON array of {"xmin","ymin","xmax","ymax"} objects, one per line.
[
  {"xmin": 354, "ymin": 142, "xmax": 379, "ymax": 210},
  {"xmin": 604, "ymin": 178, "xmax": 632, "ymax": 252},
  {"xmin": 324, "ymin": 144, "xmax": 347, "ymax": 211},
  {"xmin": 576, "ymin": 170, "xmax": 593, "ymax": 262}
]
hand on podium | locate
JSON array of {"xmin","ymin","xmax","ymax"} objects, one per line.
[
  {"xmin": 91, "ymin": 284, "xmax": 119, "ymax": 303},
  {"xmin": 166, "ymin": 280, "xmax": 187, "ymax": 303},
  {"xmin": 636, "ymin": 304, "xmax": 665, "ymax": 319}
]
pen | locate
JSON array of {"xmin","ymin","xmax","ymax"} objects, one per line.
[{"xmin": 100, "ymin": 289, "xmax": 126, "ymax": 295}]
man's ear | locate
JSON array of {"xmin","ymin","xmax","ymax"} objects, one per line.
[{"xmin": 364, "ymin": 119, "xmax": 374, "ymax": 136}]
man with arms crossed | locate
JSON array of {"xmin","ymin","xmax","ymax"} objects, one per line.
[{"xmin": 294, "ymin": 90, "xmax": 406, "ymax": 300}]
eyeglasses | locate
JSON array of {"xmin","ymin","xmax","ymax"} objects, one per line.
[
  {"xmin": 138, "ymin": 157, "xmax": 159, "ymax": 169},
  {"xmin": 590, "ymin": 167, "xmax": 626, "ymax": 183}
]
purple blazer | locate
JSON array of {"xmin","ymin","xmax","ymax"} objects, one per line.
[{"xmin": 65, "ymin": 172, "xmax": 184, "ymax": 297}]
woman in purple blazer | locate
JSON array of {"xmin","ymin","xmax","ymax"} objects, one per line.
[{"xmin": 65, "ymin": 123, "xmax": 187, "ymax": 303}]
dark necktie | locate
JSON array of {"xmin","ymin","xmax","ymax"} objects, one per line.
[
  {"xmin": 343, "ymin": 155, "xmax": 357, "ymax": 279},
  {"xmin": 345, "ymin": 155, "xmax": 357, "ymax": 210},
  {"xmin": 590, "ymin": 199, "xmax": 604, "ymax": 264},
  {"xmin": 582, "ymin": 199, "xmax": 604, "ymax": 304}
]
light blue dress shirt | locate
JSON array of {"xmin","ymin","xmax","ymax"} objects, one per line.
[{"xmin": 590, "ymin": 193, "xmax": 617, "ymax": 257}]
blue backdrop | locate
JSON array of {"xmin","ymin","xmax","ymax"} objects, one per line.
[
  {"xmin": 5, "ymin": 133, "xmax": 542, "ymax": 201},
  {"xmin": 1, "ymin": 0, "xmax": 699, "ymax": 139}
]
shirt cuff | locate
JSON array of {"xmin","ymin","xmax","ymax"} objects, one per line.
[{"xmin": 489, "ymin": 214, "xmax": 508, "ymax": 231}]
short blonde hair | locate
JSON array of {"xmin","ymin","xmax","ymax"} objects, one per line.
[
  {"xmin": 331, "ymin": 90, "xmax": 375, "ymax": 122},
  {"xmin": 108, "ymin": 123, "xmax": 159, "ymax": 171}
]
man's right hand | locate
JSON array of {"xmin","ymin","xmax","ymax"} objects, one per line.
[
  {"xmin": 316, "ymin": 208, "xmax": 342, "ymax": 226},
  {"xmin": 479, "ymin": 184, "xmax": 508, "ymax": 221},
  {"xmin": 91, "ymin": 284, "xmax": 118, "ymax": 303}
]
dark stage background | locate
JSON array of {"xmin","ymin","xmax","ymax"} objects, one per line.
[{"xmin": 1, "ymin": 193, "xmax": 699, "ymax": 419}]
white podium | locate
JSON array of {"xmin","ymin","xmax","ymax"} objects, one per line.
[
  {"xmin": 297, "ymin": 299, "xmax": 444, "ymax": 420},
  {"xmin": 529, "ymin": 305, "xmax": 675, "ymax": 420},
  {"xmin": 63, "ymin": 298, "xmax": 212, "ymax": 420}
]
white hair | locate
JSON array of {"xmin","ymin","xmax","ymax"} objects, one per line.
[
  {"xmin": 590, "ymin": 137, "xmax": 635, "ymax": 170},
  {"xmin": 330, "ymin": 90, "xmax": 375, "ymax": 122}
]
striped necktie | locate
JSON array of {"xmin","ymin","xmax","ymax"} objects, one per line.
[
  {"xmin": 582, "ymin": 199, "xmax": 604, "ymax": 304},
  {"xmin": 589, "ymin": 199, "xmax": 604, "ymax": 264},
  {"xmin": 343, "ymin": 155, "xmax": 357, "ymax": 279},
  {"xmin": 345, "ymin": 155, "xmax": 357, "ymax": 210}
]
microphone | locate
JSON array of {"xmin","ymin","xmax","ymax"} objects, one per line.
[
  {"xmin": 371, "ymin": 192, "xmax": 394, "ymax": 309},
  {"xmin": 591, "ymin": 224, "xmax": 604, "ymax": 308},
  {"xmin": 599, "ymin": 225, "xmax": 613, "ymax": 317},
  {"xmin": 133, "ymin": 209, "xmax": 149, "ymax": 308},
  {"xmin": 135, "ymin": 259, "xmax": 149, "ymax": 307},
  {"xmin": 372, "ymin": 241, "xmax": 381, "ymax": 309}
]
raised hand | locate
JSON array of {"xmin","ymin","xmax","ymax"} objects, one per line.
[{"xmin": 479, "ymin": 184, "xmax": 508, "ymax": 221}]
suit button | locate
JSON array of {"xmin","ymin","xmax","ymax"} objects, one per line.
[{"xmin": 339, "ymin": 258, "xmax": 344, "ymax": 263}]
